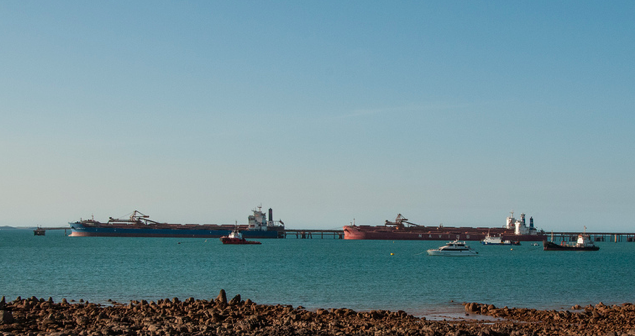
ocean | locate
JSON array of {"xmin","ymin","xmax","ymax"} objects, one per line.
[{"xmin": 2, "ymin": 229, "xmax": 634, "ymax": 317}]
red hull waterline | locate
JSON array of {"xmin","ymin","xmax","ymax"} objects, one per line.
[{"xmin": 343, "ymin": 226, "xmax": 545, "ymax": 241}]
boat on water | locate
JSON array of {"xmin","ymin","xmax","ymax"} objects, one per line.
[
  {"xmin": 543, "ymin": 228, "xmax": 599, "ymax": 251},
  {"xmin": 33, "ymin": 227, "xmax": 45, "ymax": 236},
  {"xmin": 220, "ymin": 228, "xmax": 261, "ymax": 245},
  {"xmin": 69, "ymin": 206, "xmax": 284, "ymax": 239},
  {"xmin": 344, "ymin": 212, "xmax": 544, "ymax": 241},
  {"xmin": 427, "ymin": 239, "xmax": 479, "ymax": 256},
  {"xmin": 481, "ymin": 233, "xmax": 520, "ymax": 245}
]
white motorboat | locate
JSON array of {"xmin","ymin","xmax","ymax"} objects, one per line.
[
  {"xmin": 481, "ymin": 233, "xmax": 520, "ymax": 245},
  {"xmin": 427, "ymin": 239, "xmax": 479, "ymax": 256}
]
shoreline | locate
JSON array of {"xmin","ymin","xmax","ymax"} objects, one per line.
[{"xmin": 1, "ymin": 291, "xmax": 634, "ymax": 335}]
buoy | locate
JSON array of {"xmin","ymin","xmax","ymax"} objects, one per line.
[
  {"xmin": 510, "ymin": 248, "xmax": 513, "ymax": 251},
  {"xmin": 390, "ymin": 253, "xmax": 394, "ymax": 256}
]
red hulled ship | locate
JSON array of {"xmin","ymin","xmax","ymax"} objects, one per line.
[{"xmin": 343, "ymin": 212, "xmax": 545, "ymax": 241}]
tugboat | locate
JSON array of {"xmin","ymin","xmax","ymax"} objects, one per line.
[
  {"xmin": 220, "ymin": 228, "xmax": 262, "ymax": 245},
  {"xmin": 543, "ymin": 228, "xmax": 599, "ymax": 251},
  {"xmin": 33, "ymin": 227, "xmax": 46, "ymax": 236},
  {"xmin": 427, "ymin": 239, "xmax": 479, "ymax": 256},
  {"xmin": 481, "ymin": 233, "xmax": 520, "ymax": 245}
]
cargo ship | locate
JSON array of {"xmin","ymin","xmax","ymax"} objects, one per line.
[
  {"xmin": 343, "ymin": 212, "xmax": 545, "ymax": 241},
  {"xmin": 543, "ymin": 227, "xmax": 599, "ymax": 251},
  {"xmin": 69, "ymin": 206, "xmax": 284, "ymax": 238}
]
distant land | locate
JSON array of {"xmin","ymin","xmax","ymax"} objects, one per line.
[{"xmin": 0, "ymin": 226, "xmax": 37, "ymax": 230}]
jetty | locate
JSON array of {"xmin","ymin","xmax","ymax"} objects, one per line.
[
  {"xmin": 547, "ymin": 231, "xmax": 635, "ymax": 243},
  {"xmin": 30, "ymin": 227, "xmax": 70, "ymax": 236},
  {"xmin": 283, "ymin": 229, "xmax": 344, "ymax": 239},
  {"xmin": 282, "ymin": 230, "xmax": 635, "ymax": 241},
  {"xmin": 31, "ymin": 227, "xmax": 635, "ymax": 242}
]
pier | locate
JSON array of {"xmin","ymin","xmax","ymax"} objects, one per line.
[
  {"xmin": 281, "ymin": 230, "xmax": 635, "ymax": 241},
  {"xmin": 32, "ymin": 227, "xmax": 635, "ymax": 242},
  {"xmin": 547, "ymin": 231, "xmax": 635, "ymax": 243},
  {"xmin": 283, "ymin": 229, "xmax": 344, "ymax": 239},
  {"xmin": 32, "ymin": 227, "xmax": 69, "ymax": 236}
]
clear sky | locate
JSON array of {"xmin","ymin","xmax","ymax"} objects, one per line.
[{"xmin": 1, "ymin": 1, "xmax": 633, "ymax": 232}]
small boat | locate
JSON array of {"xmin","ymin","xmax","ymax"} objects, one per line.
[
  {"xmin": 220, "ymin": 229, "xmax": 261, "ymax": 245},
  {"xmin": 33, "ymin": 227, "xmax": 45, "ymax": 236},
  {"xmin": 543, "ymin": 228, "xmax": 599, "ymax": 251},
  {"xmin": 481, "ymin": 233, "xmax": 520, "ymax": 245},
  {"xmin": 427, "ymin": 239, "xmax": 479, "ymax": 256}
]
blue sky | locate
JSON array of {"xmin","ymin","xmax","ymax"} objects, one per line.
[{"xmin": 1, "ymin": 1, "xmax": 633, "ymax": 231}]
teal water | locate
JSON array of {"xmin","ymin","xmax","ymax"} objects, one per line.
[{"xmin": 2, "ymin": 230, "xmax": 634, "ymax": 316}]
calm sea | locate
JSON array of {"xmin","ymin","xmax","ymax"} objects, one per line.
[{"xmin": 2, "ymin": 229, "xmax": 634, "ymax": 316}]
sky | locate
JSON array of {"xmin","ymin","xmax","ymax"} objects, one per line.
[{"xmin": 1, "ymin": 1, "xmax": 634, "ymax": 232}]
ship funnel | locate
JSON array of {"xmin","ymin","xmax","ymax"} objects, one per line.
[
  {"xmin": 268, "ymin": 208, "xmax": 273, "ymax": 224},
  {"xmin": 521, "ymin": 213, "xmax": 526, "ymax": 225},
  {"xmin": 530, "ymin": 216, "xmax": 534, "ymax": 228}
]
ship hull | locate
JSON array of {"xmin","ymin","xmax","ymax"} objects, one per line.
[
  {"xmin": 220, "ymin": 237, "xmax": 261, "ymax": 245},
  {"xmin": 69, "ymin": 223, "xmax": 283, "ymax": 239},
  {"xmin": 343, "ymin": 225, "xmax": 545, "ymax": 241},
  {"xmin": 543, "ymin": 241, "xmax": 599, "ymax": 251},
  {"xmin": 427, "ymin": 250, "xmax": 478, "ymax": 256}
]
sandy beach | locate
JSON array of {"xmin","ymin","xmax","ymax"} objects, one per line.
[{"xmin": 1, "ymin": 291, "xmax": 635, "ymax": 335}]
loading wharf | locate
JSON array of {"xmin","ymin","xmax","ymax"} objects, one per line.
[
  {"xmin": 33, "ymin": 227, "xmax": 635, "ymax": 242},
  {"xmin": 281, "ymin": 230, "xmax": 635, "ymax": 241},
  {"xmin": 282, "ymin": 230, "xmax": 635, "ymax": 241},
  {"xmin": 283, "ymin": 229, "xmax": 344, "ymax": 239},
  {"xmin": 547, "ymin": 231, "xmax": 635, "ymax": 243}
]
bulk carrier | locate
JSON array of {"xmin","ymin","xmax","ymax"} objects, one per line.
[
  {"xmin": 343, "ymin": 212, "xmax": 545, "ymax": 241},
  {"xmin": 69, "ymin": 206, "xmax": 284, "ymax": 238}
]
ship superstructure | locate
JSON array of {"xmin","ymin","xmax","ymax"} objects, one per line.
[{"xmin": 506, "ymin": 212, "xmax": 538, "ymax": 236}]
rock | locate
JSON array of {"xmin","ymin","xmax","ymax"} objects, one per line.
[
  {"xmin": 76, "ymin": 316, "xmax": 89, "ymax": 326},
  {"xmin": 465, "ymin": 302, "xmax": 479, "ymax": 313},
  {"xmin": 147, "ymin": 323, "xmax": 160, "ymax": 332},
  {"xmin": 216, "ymin": 290, "xmax": 227, "ymax": 305},
  {"xmin": 2, "ymin": 296, "xmax": 631, "ymax": 336},
  {"xmin": 0, "ymin": 310, "xmax": 14, "ymax": 324},
  {"xmin": 229, "ymin": 294, "xmax": 241, "ymax": 306},
  {"xmin": 41, "ymin": 317, "xmax": 56, "ymax": 327}
]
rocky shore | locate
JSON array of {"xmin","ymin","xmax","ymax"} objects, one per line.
[{"xmin": 1, "ymin": 291, "xmax": 634, "ymax": 335}]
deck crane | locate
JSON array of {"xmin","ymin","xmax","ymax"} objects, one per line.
[{"xmin": 384, "ymin": 214, "xmax": 421, "ymax": 228}]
